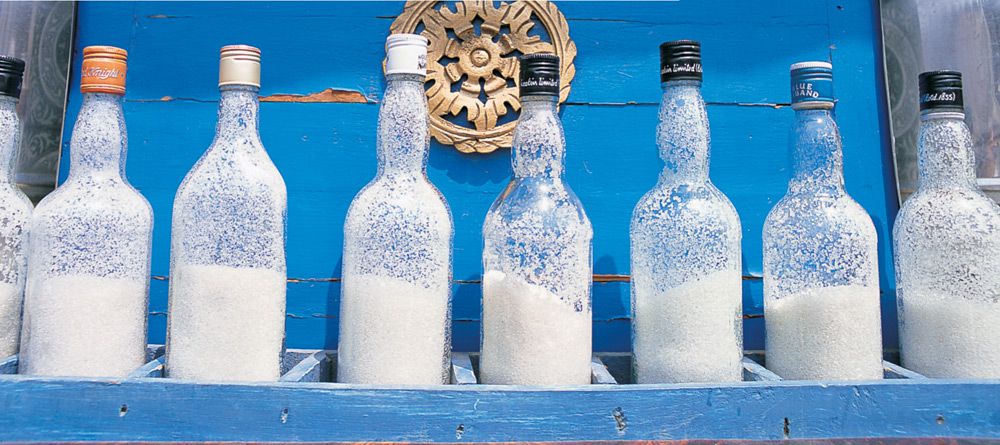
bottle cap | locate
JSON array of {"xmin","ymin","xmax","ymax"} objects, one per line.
[
  {"xmin": 219, "ymin": 45, "xmax": 261, "ymax": 88},
  {"xmin": 790, "ymin": 61, "xmax": 834, "ymax": 109},
  {"xmin": 519, "ymin": 53, "xmax": 560, "ymax": 97},
  {"xmin": 385, "ymin": 34, "xmax": 428, "ymax": 76},
  {"xmin": 919, "ymin": 70, "xmax": 964, "ymax": 114},
  {"xmin": 81, "ymin": 46, "xmax": 128, "ymax": 95},
  {"xmin": 659, "ymin": 40, "xmax": 702, "ymax": 82},
  {"xmin": 0, "ymin": 55, "xmax": 25, "ymax": 99}
]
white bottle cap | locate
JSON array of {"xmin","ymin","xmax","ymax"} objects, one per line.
[{"xmin": 385, "ymin": 33, "xmax": 428, "ymax": 76}]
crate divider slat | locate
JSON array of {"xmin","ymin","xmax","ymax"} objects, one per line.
[
  {"xmin": 883, "ymin": 360, "xmax": 926, "ymax": 379},
  {"xmin": 590, "ymin": 354, "xmax": 617, "ymax": 384},
  {"xmin": 450, "ymin": 352, "xmax": 477, "ymax": 384},
  {"xmin": 280, "ymin": 350, "xmax": 332, "ymax": 383},
  {"xmin": 741, "ymin": 356, "xmax": 783, "ymax": 381},
  {"xmin": 0, "ymin": 354, "xmax": 16, "ymax": 375}
]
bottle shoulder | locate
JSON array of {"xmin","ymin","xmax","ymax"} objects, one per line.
[
  {"xmin": 345, "ymin": 178, "xmax": 453, "ymax": 231},
  {"xmin": 764, "ymin": 191, "xmax": 875, "ymax": 235},
  {"xmin": 176, "ymin": 145, "xmax": 287, "ymax": 201},
  {"xmin": 34, "ymin": 179, "xmax": 152, "ymax": 224},
  {"xmin": 633, "ymin": 181, "xmax": 738, "ymax": 220},
  {"xmin": 895, "ymin": 187, "xmax": 1000, "ymax": 239},
  {"xmin": 484, "ymin": 178, "xmax": 591, "ymax": 234}
]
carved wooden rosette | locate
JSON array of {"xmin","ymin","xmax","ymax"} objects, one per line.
[{"xmin": 389, "ymin": 0, "xmax": 576, "ymax": 154}]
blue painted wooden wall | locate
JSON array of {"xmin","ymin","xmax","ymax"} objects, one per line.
[{"xmin": 61, "ymin": 1, "xmax": 897, "ymax": 353}]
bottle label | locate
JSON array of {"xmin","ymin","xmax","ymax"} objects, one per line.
[
  {"xmin": 81, "ymin": 51, "xmax": 127, "ymax": 95},
  {"xmin": 791, "ymin": 78, "xmax": 833, "ymax": 105},
  {"xmin": 920, "ymin": 90, "xmax": 963, "ymax": 111},
  {"xmin": 660, "ymin": 62, "xmax": 702, "ymax": 82}
]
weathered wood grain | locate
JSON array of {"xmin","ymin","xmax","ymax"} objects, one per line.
[{"xmin": 1, "ymin": 376, "xmax": 998, "ymax": 442}]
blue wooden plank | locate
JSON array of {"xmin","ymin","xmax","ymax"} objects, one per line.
[
  {"xmin": 0, "ymin": 355, "xmax": 16, "ymax": 375},
  {"xmin": 590, "ymin": 355, "xmax": 617, "ymax": 384},
  {"xmin": 883, "ymin": 361, "xmax": 926, "ymax": 380},
  {"xmin": 1, "ymin": 376, "xmax": 998, "ymax": 442},
  {"xmin": 450, "ymin": 352, "xmax": 477, "ymax": 385},
  {"xmin": 279, "ymin": 350, "xmax": 332, "ymax": 383},
  {"xmin": 742, "ymin": 357, "xmax": 783, "ymax": 382}
]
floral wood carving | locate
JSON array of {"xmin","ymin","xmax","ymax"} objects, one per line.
[{"xmin": 389, "ymin": 0, "xmax": 576, "ymax": 154}]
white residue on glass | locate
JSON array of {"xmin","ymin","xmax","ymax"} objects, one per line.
[
  {"xmin": 19, "ymin": 93, "xmax": 152, "ymax": 377},
  {"xmin": 337, "ymin": 73, "xmax": 453, "ymax": 385},
  {"xmin": 166, "ymin": 85, "xmax": 287, "ymax": 382},
  {"xmin": 0, "ymin": 95, "xmax": 32, "ymax": 358}
]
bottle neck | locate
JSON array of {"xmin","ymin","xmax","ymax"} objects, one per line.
[
  {"xmin": 68, "ymin": 93, "xmax": 128, "ymax": 181},
  {"xmin": 377, "ymin": 73, "xmax": 429, "ymax": 176},
  {"xmin": 213, "ymin": 85, "xmax": 261, "ymax": 150},
  {"xmin": 512, "ymin": 95, "xmax": 564, "ymax": 178},
  {"xmin": 917, "ymin": 112, "xmax": 977, "ymax": 189},
  {"xmin": 0, "ymin": 96, "xmax": 19, "ymax": 183},
  {"xmin": 657, "ymin": 80, "xmax": 709, "ymax": 183},
  {"xmin": 789, "ymin": 107, "xmax": 844, "ymax": 194}
]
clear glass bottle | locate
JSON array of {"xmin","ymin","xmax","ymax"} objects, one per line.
[
  {"xmin": 165, "ymin": 45, "xmax": 287, "ymax": 382},
  {"xmin": 481, "ymin": 54, "xmax": 593, "ymax": 385},
  {"xmin": 0, "ymin": 56, "xmax": 32, "ymax": 358},
  {"xmin": 337, "ymin": 34, "xmax": 454, "ymax": 385},
  {"xmin": 762, "ymin": 62, "xmax": 883, "ymax": 380},
  {"xmin": 630, "ymin": 41, "xmax": 742, "ymax": 384},
  {"xmin": 19, "ymin": 46, "xmax": 152, "ymax": 377},
  {"xmin": 894, "ymin": 71, "xmax": 1000, "ymax": 378}
]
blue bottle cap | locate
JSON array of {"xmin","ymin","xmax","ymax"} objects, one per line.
[{"xmin": 790, "ymin": 61, "xmax": 834, "ymax": 108}]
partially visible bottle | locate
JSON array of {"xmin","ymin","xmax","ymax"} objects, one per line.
[
  {"xmin": 762, "ymin": 62, "xmax": 883, "ymax": 380},
  {"xmin": 165, "ymin": 45, "xmax": 287, "ymax": 382},
  {"xmin": 337, "ymin": 34, "xmax": 454, "ymax": 385},
  {"xmin": 630, "ymin": 41, "xmax": 743, "ymax": 384},
  {"xmin": 894, "ymin": 71, "xmax": 1000, "ymax": 378},
  {"xmin": 480, "ymin": 54, "xmax": 593, "ymax": 385},
  {"xmin": 0, "ymin": 56, "xmax": 33, "ymax": 358},
  {"xmin": 19, "ymin": 46, "xmax": 153, "ymax": 377}
]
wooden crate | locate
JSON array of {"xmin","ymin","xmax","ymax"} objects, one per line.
[{"xmin": 3, "ymin": 348, "xmax": 999, "ymax": 442}]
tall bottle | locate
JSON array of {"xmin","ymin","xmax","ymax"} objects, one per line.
[
  {"xmin": 165, "ymin": 45, "xmax": 287, "ymax": 382},
  {"xmin": 762, "ymin": 62, "xmax": 883, "ymax": 380},
  {"xmin": 0, "ymin": 56, "xmax": 33, "ymax": 358},
  {"xmin": 337, "ymin": 34, "xmax": 454, "ymax": 385},
  {"xmin": 894, "ymin": 71, "xmax": 1000, "ymax": 378},
  {"xmin": 19, "ymin": 46, "xmax": 153, "ymax": 377},
  {"xmin": 630, "ymin": 41, "xmax": 742, "ymax": 384},
  {"xmin": 481, "ymin": 54, "xmax": 593, "ymax": 385}
]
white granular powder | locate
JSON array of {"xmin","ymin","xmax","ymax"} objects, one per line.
[
  {"xmin": 764, "ymin": 284, "xmax": 883, "ymax": 380},
  {"xmin": 480, "ymin": 270, "xmax": 592, "ymax": 385},
  {"xmin": 18, "ymin": 275, "xmax": 147, "ymax": 377},
  {"xmin": 900, "ymin": 293, "xmax": 1000, "ymax": 378},
  {"xmin": 0, "ymin": 282, "xmax": 22, "ymax": 358},
  {"xmin": 337, "ymin": 274, "xmax": 450, "ymax": 384},
  {"xmin": 633, "ymin": 269, "xmax": 743, "ymax": 383},
  {"xmin": 166, "ymin": 263, "xmax": 286, "ymax": 382}
]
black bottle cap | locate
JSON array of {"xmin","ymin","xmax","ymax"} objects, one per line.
[
  {"xmin": 519, "ymin": 53, "xmax": 560, "ymax": 97},
  {"xmin": 919, "ymin": 70, "xmax": 964, "ymax": 113},
  {"xmin": 660, "ymin": 40, "xmax": 702, "ymax": 82},
  {"xmin": 0, "ymin": 55, "xmax": 26, "ymax": 99}
]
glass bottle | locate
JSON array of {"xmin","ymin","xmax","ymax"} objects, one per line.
[
  {"xmin": 762, "ymin": 62, "xmax": 883, "ymax": 380},
  {"xmin": 630, "ymin": 41, "xmax": 743, "ymax": 384},
  {"xmin": 894, "ymin": 71, "xmax": 1000, "ymax": 378},
  {"xmin": 338, "ymin": 34, "xmax": 454, "ymax": 385},
  {"xmin": 165, "ymin": 45, "xmax": 287, "ymax": 382},
  {"xmin": 0, "ymin": 56, "xmax": 32, "ymax": 358},
  {"xmin": 481, "ymin": 54, "xmax": 593, "ymax": 385},
  {"xmin": 19, "ymin": 46, "xmax": 152, "ymax": 377}
]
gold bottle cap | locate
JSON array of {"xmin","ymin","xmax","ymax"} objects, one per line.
[
  {"xmin": 81, "ymin": 45, "xmax": 128, "ymax": 95},
  {"xmin": 219, "ymin": 44, "xmax": 261, "ymax": 88}
]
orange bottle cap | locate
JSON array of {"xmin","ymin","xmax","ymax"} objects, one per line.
[{"xmin": 80, "ymin": 45, "xmax": 128, "ymax": 95}]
